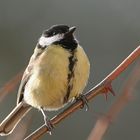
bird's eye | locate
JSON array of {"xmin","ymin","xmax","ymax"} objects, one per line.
[{"xmin": 53, "ymin": 32, "xmax": 56, "ymax": 35}]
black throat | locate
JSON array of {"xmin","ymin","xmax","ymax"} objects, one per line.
[{"xmin": 53, "ymin": 36, "xmax": 78, "ymax": 51}]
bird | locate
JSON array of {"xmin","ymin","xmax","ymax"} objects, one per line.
[{"xmin": 0, "ymin": 24, "xmax": 90, "ymax": 135}]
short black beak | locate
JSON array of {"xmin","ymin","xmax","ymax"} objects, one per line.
[
  {"xmin": 65, "ymin": 26, "xmax": 76, "ymax": 37},
  {"xmin": 69, "ymin": 26, "xmax": 76, "ymax": 34}
]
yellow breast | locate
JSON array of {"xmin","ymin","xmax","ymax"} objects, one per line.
[{"xmin": 24, "ymin": 45, "xmax": 90, "ymax": 110}]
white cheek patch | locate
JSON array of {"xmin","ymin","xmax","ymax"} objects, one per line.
[{"xmin": 39, "ymin": 34, "xmax": 64, "ymax": 46}]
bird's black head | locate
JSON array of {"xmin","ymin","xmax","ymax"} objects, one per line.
[
  {"xmin": 39, "ymin": 25, "xmax": 78, "ymax": 51},
  {"xmin": 43, "ymin": 25, "xmax": 70, "ymax": 37}
]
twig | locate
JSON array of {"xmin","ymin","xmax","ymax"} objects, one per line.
[
  {"xmin": 0, "ymin": 71, "xmax": 23, "ymax": 102},
  {"xmin": 24, "ymin": 46, "xmax": 140, "ymax": 140},
  {"xmin": 87, "ymin": 61, "xmax": 140, "ymax": 140}
]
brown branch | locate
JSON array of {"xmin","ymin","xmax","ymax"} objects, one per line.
[
  {"xmin": 24, "ymin": 46, "xmax": 140, "ymax": 140},
  {"xmin": 87, "ymin": 61, "xmax": 140, "ymax": 140},
  {"xmin": 0, "ymin": 71, "xmax": 23, "ymax": 102}
]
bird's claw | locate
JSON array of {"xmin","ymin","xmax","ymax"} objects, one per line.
[
  {"xmin": 44, "ymin": 120, "xmax": 54, "ymax": 135},
  {"xmin": 76, "ymin": 94, "xmax": 89, "ymax": 111},
  {"xmin": 40, "ymin": 107, "xmax": 54, "ymax": 135}
]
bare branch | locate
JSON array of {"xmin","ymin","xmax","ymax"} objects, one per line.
[
  {"xmin": 0, "ymin": 71, "xmax": 23, "ymax": 102},
  {"xmin": 87, "ymin": 61, "xmax": 140, "ymax": 140},
  {"xmin": 24, "ymin": 46, "xmax": 140, "ymax": 140}
]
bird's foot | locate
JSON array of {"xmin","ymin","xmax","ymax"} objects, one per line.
[
  {"xmin": 44, "ymin": 119, "xmax": 54, "ymax": 135},
  {"xmin": 76, "ymin": 94, "xmax": 89, "ymax": 111},
  {"xmin": 40, "ymin": 107, "xmax": 54, "ymax": 135}
]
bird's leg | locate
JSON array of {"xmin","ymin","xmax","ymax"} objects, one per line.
[
  {"xmin": 76, "ymin": 94, "xmax": 89, "ymax": 111},
  {"xmin": 40, "ymin": 107, "xmax": 54, "ymax": 135}
]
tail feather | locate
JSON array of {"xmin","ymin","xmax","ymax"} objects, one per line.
[{"xmin": 0, "ymin": 102, "xmax": 31, "ymax": 136}]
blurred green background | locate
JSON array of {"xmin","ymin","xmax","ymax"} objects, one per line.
[{"xmin": 0, "ymin": 0, "xmax": 140, "ymax": 140}]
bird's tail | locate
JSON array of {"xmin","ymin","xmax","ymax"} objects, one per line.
[{"xmin": 0, "ymin": 102, "xmax": 31, "ymax": 136}]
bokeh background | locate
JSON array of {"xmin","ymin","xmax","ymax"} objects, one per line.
[{"xmin": 0, "ymin": 0, "xmax": 140, "ymax": 140}]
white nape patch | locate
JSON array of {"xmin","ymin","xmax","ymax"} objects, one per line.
[{"xmin": 39, "ymin": 34, "xmax": 64, "ymax": 46}]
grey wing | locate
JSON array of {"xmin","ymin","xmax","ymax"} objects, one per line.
[
  {"xmin": 16, "ymin": 70, "xmax": 31, "ymax": 105},
  {"xmin": 16, "ymin": 54, "xmax": 35, "ymax": 105},
  {"xmin": 17, "ymin": 44, "xmax": 45, "ymax": 104}
]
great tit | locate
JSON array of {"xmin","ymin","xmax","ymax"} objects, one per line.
[{"xmin": 0, "ymin": 25, "xmax": 90, "ymax": 135}]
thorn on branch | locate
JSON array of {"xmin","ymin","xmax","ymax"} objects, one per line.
[
  {"xmin": 24, "ymin": 46, "xmax": 140, "ymax": 139},
  {"xmin": 101, "ymin": 82, "xmax": 116, "ymax": 100}
]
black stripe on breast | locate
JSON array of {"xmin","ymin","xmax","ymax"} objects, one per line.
[{"xmin": 63, "ymin": 50, "xmax": 77, "ymax": 103}]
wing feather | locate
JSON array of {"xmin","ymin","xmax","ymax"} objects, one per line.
[{"xmin": 17, "ymin": 45, "xmax": 45, "ymax": 104}]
